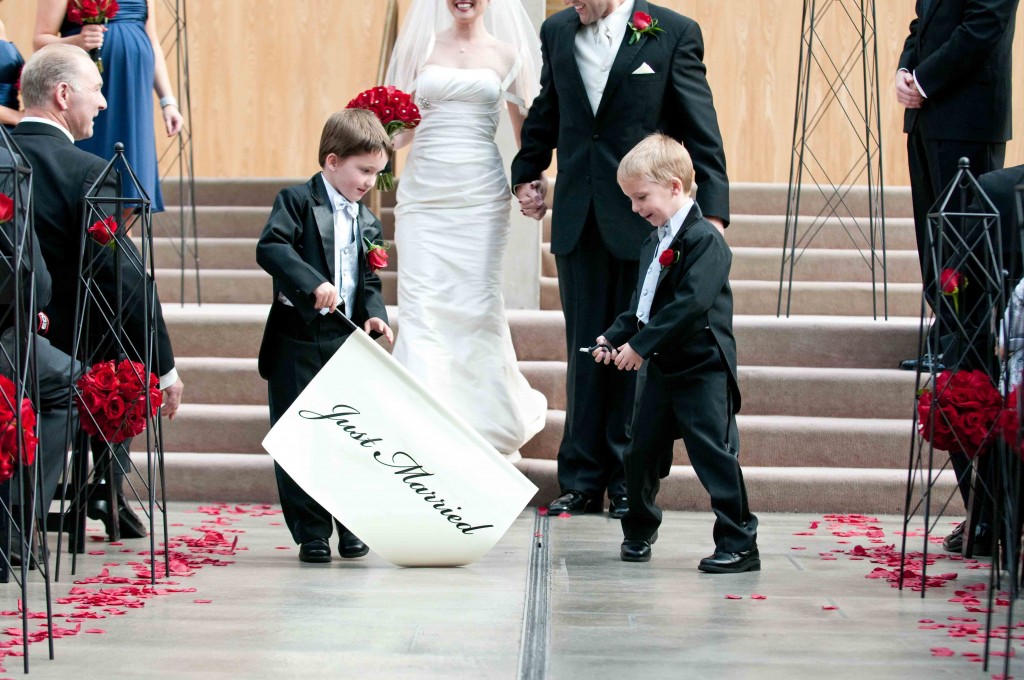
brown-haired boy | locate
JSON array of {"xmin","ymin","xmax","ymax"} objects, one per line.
[
  {"xmin": 256, "ymin": 108, "xmax": 394, "ymax": 564},
  {"xmin": 594, "ymin": 133, "xmax": 759, "ymax": 572}
]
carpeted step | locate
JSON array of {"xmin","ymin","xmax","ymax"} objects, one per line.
[
  {"xmin": 156, "ymin": 206, "xmax": 270, "ymax": 239},
  {"xmin": 155, "ymin": 269, "xmax": 398, "ymax": 306},
  {"xmin": 141, "ymin": 451, "xmax": 953, "ymax": 515},
  {"xmin": 142, "ymin": 237, "xmax": 401, "ymax": 272},
  {"xmin": 162, "ymin": 305, "xmax": 921, "ymax": 368}
]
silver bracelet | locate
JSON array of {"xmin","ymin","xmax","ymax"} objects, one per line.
[{"xmin": 159, "ymin": 95, "xmax": 178, "ymax": 109}]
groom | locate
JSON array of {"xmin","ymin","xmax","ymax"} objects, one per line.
[{"xmin": 511, "ymin": 0, "xmax": 729, "ymax": 516}]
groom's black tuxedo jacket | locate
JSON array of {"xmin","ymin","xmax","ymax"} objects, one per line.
[
  {"xmin": 511, "ymin": 0, "xmax": 729, "ymax": 260},
  {"xmin": 255, "ymin": 175, "xmax": 388, "ymax": 378},
  {"xmin": 603, "ymin": 204, "xmax": 740, "ymax": 412},
  {"xmin": 11, "ymin": 121, "xmax": 175, "ymax": 375},
  {"xmin": 898, "ymin": 0, "xmax": 1018, "ymax": 143}
]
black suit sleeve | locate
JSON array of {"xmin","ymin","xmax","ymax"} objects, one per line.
[
  {"xmin": 666, "ymin": 21, "xmax": 730, "ymax": 225},
  {"xmin": 898, "ymin": 2, "xmax": 922, "ymax": 71},
  {"xmin": 510, "ymin": 22, "xmax": 559, "ymax": 189},
  {"xmin": 628, "ymin": 227, "xmax": 731, "ymax": 359},
  {"xmin": 256, "ymin": 190, "xmax": 329, "ymax": 300},
  {"xmin": 912, "ymin": 0, "xmax": 1018, "ymax": 98}
]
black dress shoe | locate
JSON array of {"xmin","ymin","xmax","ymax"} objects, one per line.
[
  {"xmin": 620, "ymin": 539, "xmax": 652, "ymax": 562},
  {"xmin": 548, "ymin": 490, "xmax": 602, "ymax": 515},
  {"xmin": 298, "ymin": 538, "xmax": 332, "ymax": 563},
  {"xmin": 608, "ymin": 495, "xmax": 629, "ymax": 520},
  {"xmin": 698, "ymin": 547, "xmax": 761, "ymax": 573},
  {"xmin": 899, "ymin": 354, "xmax": 945, "ymax": 372},
  {"xmin": 87, "ymin": 489, "xmax": 147, "ymax": 539},
  {"xmin": 338, "ymin": 531, "xmax": 369, "ymax": 559},
  {"xmin": 942, "ymin": 521, "xmax": 965, "ymax": 552},
  {"xmin": 943, "ymin": 521, "xmax": 992, "ymax": 557}
]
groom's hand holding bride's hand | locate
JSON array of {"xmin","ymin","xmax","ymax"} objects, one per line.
[
  {"xmin": 313, "ymin": 281, "xmax": 339, "ymax": 314},
  {"xmin": 364, "ymin": 317, "xmax": 394, "ymax": 345},
  {"xmin": 515, "ymin": 180, "xmax": 548, "ymax": 220}
]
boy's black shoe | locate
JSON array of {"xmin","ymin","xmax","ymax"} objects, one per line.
[
  {"xmin": 620, "ymin": 539, "xmax": 652, "ymax": 562},
  {"xmin": 338, "ymin": 531, "xmax": 369, "ymax": 559},
  {"xmin": 608, "ymin": 495, "xmax": 629, "ymax": 519},
  {"xmin": 298, "ymin": 538, "xmax": 332, "ymax": 563},
  {"xmin": 698, "ymin": 547, "xmax": 761, "ymax": 573},
  {"xmin": 87, "ymin": 489, "xmax": 147, "ymax": 539},
  {"xmin": 547, "ymin": 490, "xmax": 602, "ymax": 515}
]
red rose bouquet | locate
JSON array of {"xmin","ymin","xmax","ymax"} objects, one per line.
[
  {"xmin": 76, "ymin": 359, "xmax": 162, "ymax": 445},
  {"xmin": 363, "ymin": 237, "xmax": 390, "ymax": 273},
  {"xmin": 917, "ymin": 370, "xmax": 1001, "ymax": 455},
  {"xmin": 345, "ymin": 86, "xmax": 421, "ymax": 191},
  {"xmin": 66, "ymin": 0, "xmax": 120, "ymax": 72},
  {"xmin": 0, "ymin": 375, "xmax": 37, "ymax": 484}
]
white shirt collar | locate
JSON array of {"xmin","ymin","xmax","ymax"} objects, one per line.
[
  {"xmin": 320, "ymin": 173, "xmax": 357, "ymax": 215},
  {"xmin": 661, "ymin": 198, "xmax": 695, "ymax": 242},
  {"xmin": 20, "ymin": 117, "xmax": 75, "ymax": 144},
  {"xmin": 594, "ymin": 0, "xmax": 635, "ymax": 38}
]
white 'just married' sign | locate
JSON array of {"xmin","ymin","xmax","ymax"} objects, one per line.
[{"xmin": 261, "ymin": 329, "xmax": 538, "ymax": 567}]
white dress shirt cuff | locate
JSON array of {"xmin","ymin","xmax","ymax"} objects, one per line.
[
  {"xmin": 159, "ymin": 368, "xmax": 179, "ymax": 391},
  {"xmin": 899, "ymin": 68, "xmax": 928, "ymax": 98}
]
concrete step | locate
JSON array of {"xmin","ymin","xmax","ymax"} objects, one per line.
[
  {"xmin": 137, "ymin": 452, "xmax": 956, "ymax": 515},
  {"xmin": 539, "ymin": 277, "xmax": 921, "ymax": 316},
  {"xmin": 143, "ymin": 405, "xmax": 913, "ymax": 472},
  {"xmin": 162, "ymin": 305, "xmax": 921, "ymax": 369},
  {"xmin": 167, "ymin": 179, "xmax": 913, "ymax": 219},
  {"xmin": 155, "ymin": 269, "xmax": 399, "ymax": 306},
  {"xmin": 175, "ymin": 358, "xmax": 918, "ymax": 421}
]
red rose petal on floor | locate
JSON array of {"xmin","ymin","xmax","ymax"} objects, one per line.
[
  {"xmin": 557, "ymin": 512, "xmax": 571, "ymax": 518},
  {"xmin": 930, "ymin": 647, "xmax": 955, "ymax": 656},
  {"xmin": 725, "ymin": 594, "xmax": 742, "ymax": 600},
  {"xmin": 919, "ymin": 619, "xmax": 935, "ymax": 623},
  {"xmin": 751, "ymin": 594, "xmax": 767, "ymax": 600},
  {"xmin": 275, "ymin": 547, "xmax": 290, "ymax": 550},
  {"xmin": 87, "ymin": 551, "xmax": 104, "ymax": 555},
  {"xmin": 84, "ymin": 629, "xmax": 105, "ymax": 634},
  {"xmin": 192, "ymin": 599, "xmax": 212, "ymax": 604},
  {"xmin": 822, "ymin": 606, "xmax": 839, "ymax": 611},
  {"xmin": 790, "ymin": 546, "xmax": 806, "ymax": 550}
]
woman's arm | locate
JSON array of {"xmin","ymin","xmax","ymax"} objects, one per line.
[
  {"xmin": 506, "ymin": 101, "xmax": 525, "ymax": 148},
  {"xmin": 145, "ymin": 0, "xmax": 183, "ymax": 136},
  {"xmin": 0, "ymin": 106, "xmax": 22, "ymax": 127},
  {"xmin": 33, "ymin": 0, "xmax": 105, "ymax": 51}
]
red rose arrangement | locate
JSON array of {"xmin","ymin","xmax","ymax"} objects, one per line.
[
  {"xmin": 67, "ymin": 1, "xmax": 120, "ymax": 72},
  {"xmin": 0, "ymin": 192, "xmax": 13, "ymax": 224},
  {"xmin": 628, "ymin": 11, "xmax": 664, "ymax": 45},
  {"xmin": 998, "ymin": 387, "xmax": 1024, "ymax": 456},
  {"xmin": 658, "ymin": 248, "xmax": 679, "ymax": 268},
  {"xmin": 76, "ymin": 359, "xmax": 162, "ymax": 445},
  {"xmin": 87, "ymin": 215, "xmax": 117, "ymax": 248},
  {"xmin": 939, "ymin": 268, "xmax": 965, "ymax": 314},
  {"xmin": 0, "ymin": 375, "xmax": 37, "ymax": 484},
  {"xmin": 363, "ymin": 237, "xmax": 390, "ymax": 273},
  {"xmin": 917, "ymin": 370, "xmax": 1001, "ymax": 455},
  {"xmin": 345, "ymin": 86, "xmax": 421, "ymax": 191}
]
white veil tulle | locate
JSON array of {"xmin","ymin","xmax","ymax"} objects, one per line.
[{"xmin": 385, "ymin": 0, "xmax": 542, "ymax": 113}]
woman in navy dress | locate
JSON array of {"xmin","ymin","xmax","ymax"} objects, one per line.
[
  {"xmin": 0, "ymin": 7, "xmax": 24, "ymax": 129},
  {"xmin": 34, "ymin": 0, "xmax": 183, "ymax": 212}
]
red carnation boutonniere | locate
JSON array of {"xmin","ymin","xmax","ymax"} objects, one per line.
[
  {"xmin": 628, "ymin": 11, "xmax": 664, "ymax": 45},
  {"xmin": 87, "ymin": 215, "xmax": 117, "ymax": 249},
  {"xmin": 658, "ymin": 248, "xmax": 679, "ymax": 269},
  {"xmin": 364, "ymin": 237, "xmax": 390, "ymax": 273}
]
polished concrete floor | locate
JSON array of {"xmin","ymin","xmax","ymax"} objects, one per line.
[{"xmin": 0, "ymin": 504, "xmax": 1013, "ymax": 679}]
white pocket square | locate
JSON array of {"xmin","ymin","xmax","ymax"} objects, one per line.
[{"xmin": 632, "ymin": 62, "xmax": 656, "ymax": 75}]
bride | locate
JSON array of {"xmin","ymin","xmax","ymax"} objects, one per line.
[{"xmin": 386, "ymin": 0, "xmax": 546, "ymax": 460}]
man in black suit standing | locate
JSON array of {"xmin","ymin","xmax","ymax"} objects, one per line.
[
  {"xmin": 12, "ymin": 44, "xmax": 184, "ymax": 539},
  {"xmin": 897, "ymin": 0, "xmax": 1018, "ymax": 551},
  {"xmin": 511, "ymin": 0, "xmax": 729, "ymax": 516}
]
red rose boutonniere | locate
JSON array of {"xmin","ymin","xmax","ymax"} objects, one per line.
[
  {"xmin": 939, "ymin": 268, "xmax": 965, "ymax": 313},
  {"xmin": 629, "ymin": 11, "xmax": 664, "ymax": 45},
  {"xmin": 0, "ymin": 192, "xmax": 13, "ymax": 224},
  {"xmin": 88, "ymin": 215, "xmax": 117, "ymax": 249},
  {"xmin": 658, "ymin": 248, "xmax": 679, "ymax": 269},
  {"xmin": 364, "ymin": 237, "xmax": 390, "ymax": 273}
]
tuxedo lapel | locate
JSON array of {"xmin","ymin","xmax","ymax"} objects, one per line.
[
  {"xmin": 918, "ymin": 0, "xmax": 941, "ymax": 36},
  {"xmin": 561, "ymin": 13, "xmax": 596, "ymax": 118},
  {"xmin": 594, "ymin": 0, "xmax": 651, "ymax": 120},
  {"xmin": 309, "ymin": 177, "xmax": 336, "ymax": 284},
  {"xmin": 356, "ymin": 204, "xmax": 375, "ymax": 258},
  {"xmin": 654, "ymin": 204, "xmax": 702, "ymax": 292}
]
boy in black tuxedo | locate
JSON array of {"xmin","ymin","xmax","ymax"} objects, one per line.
[
  {"xmin": 256, "ymin": 109, "xmax": 394, "ymax": 564},
  {"xmin": 595, "ymin": 134, "xmax": 757, "ymax": 572}
]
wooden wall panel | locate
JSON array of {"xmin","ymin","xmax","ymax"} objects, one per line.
[{"xmin": 1, "ymin": 1, "xmax": 1021, "ymax": 183}]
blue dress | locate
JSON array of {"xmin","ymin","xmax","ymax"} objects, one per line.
[
  {"xmin": 0, "ymin": 41, "xmax": 24, "ymax": 129},
  {"xmin": 62, "ymin": 0, "xmax": 164, "ymax": 211}
]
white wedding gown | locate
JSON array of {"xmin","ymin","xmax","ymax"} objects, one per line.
[{"xmin": 393, "ymin": 64, "xmax": 547, "ymax": 459}]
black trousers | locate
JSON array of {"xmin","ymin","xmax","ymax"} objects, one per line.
[
  {"xmin": 908, "ymin": 126, "xmax": 1006, "ymax": 512},
  {"xmin": 554, "ymin": 221, "xmax": 637, "ymax": 499},
  {"xmin": 620, "ymin": 340, "xmax": 757, "ymax": 554},
  {"xmin": 265, "ymin": 304, "xmax": 354, "ymax": 545}
]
